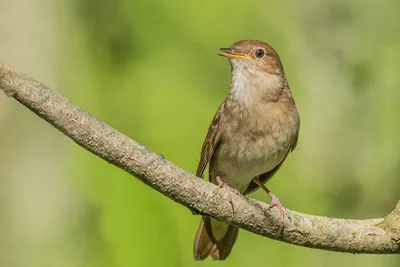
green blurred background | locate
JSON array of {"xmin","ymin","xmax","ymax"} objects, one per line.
[{"xmin": 0, "ymin": 0, "xmax": 399, "ymax": 266}]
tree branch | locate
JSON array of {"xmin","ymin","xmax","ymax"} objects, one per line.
[{"xmin": 0, "ymin": 63, "xmax": 399, "ymax": 254}]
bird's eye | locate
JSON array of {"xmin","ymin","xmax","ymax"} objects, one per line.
[{"xmin": 255, "ymin": 49, "xmax": 265, "ymax": 58}]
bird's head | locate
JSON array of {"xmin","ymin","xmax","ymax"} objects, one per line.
[{"xmin": 218, "ymin": 40, "xmax": 284, "ymax": 77}]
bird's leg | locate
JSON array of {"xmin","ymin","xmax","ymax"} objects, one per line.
[
  {"xmin": 216, "ymin": 176, "xmax": 240, "ymax": 212},
  {"xmin": 252, "ymin": 177, "xmax": 290, "ymax": 235}
]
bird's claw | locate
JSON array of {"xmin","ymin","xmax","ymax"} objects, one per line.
[
  {"xmin": 216, "ymin": 176, "xmax": 240, "ymax": 212},
  {"xmin": 269, "ymin": 196, "xmax": 291, "ymax": 235}
]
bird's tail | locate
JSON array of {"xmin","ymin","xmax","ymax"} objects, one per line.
[{"xmin": 193, "ymin": 216, "xmax": 239, "ymax": 261}]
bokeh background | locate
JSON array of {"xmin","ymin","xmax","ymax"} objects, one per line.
[{"xmin": 0, "ymin": 0, "xmax": 399, "ymax": 266}]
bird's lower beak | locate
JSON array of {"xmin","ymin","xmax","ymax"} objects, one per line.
[{"xmin": 218, "ymin": 48, "xmax": 253, "ymax": 60}]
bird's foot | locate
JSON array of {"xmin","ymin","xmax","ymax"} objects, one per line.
[
  {"xmin": 251, "ymin": 177, "xmax": 290, "ymax": 235},
  {"xmin": 268, "ymin": 193, "xmax": 290, "ymax": 235},
  {"xmin": 216, "ymin": 176, "xmax": 240, "ymax": 212},
  {"xmin": 216, "ymin": 176, "xmax": 240, "ymax": 194}
]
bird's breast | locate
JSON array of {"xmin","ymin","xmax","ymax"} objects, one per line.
[{"xmin": 211, "ymin": 101, "xmax": 299, "ymax": 193}]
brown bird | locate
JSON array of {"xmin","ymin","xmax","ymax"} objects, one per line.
[{"xmin": 193, "ymin": 40, "xmax": 300, "ymax": 261}]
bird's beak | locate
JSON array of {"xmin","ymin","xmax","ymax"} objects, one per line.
[{"xmin": 218, "ymin": 48, "xmax": 253, "ymax": 60}]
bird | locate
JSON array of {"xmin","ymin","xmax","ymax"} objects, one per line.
[{"xmin": 193, "ymin": 40, "xmax": 300, "ymax": 261}]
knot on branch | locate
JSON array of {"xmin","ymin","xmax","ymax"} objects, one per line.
[{"xmin": 378, "ymin": 201, "xmax": 400, "ymax": 236}]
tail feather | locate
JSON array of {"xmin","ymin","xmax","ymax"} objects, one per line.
[
  {"xmin": 193, "ymin": 218, "xmax": 216, "ymax": 260},
  {"xmin": 193, "ymin": 216, "xmax": 239, "ymax": 261}
]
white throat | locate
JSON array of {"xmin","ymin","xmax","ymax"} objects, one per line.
[{"xmin": 229, "ymin": 65, "xmax": 282, "ymax": 106}]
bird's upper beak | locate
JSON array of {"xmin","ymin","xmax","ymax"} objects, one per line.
[{"xmin": 218, "ymin": 48, "xmax": 253, "ymax": 60}]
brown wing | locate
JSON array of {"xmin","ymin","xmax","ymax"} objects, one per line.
[
  {"xmin": 290, "ymin": 105, "xmax": 300, "ymax": 152},
  {"xmin": 195, "ymin": 106, "xmax": 224, "ymax": 178},
  {"xmin": 243, "ymin": 131, "xmax": 299, "ymax": 195},
  {"xmin": 290, "ymin": 124, "xmax": 299, "ymax": 152}
]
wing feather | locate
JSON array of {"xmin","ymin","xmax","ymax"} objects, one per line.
[{"xmin": 195, "ymin": 105, "xmax": 224, "ymax": 179}]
